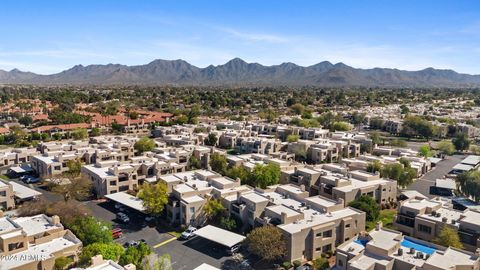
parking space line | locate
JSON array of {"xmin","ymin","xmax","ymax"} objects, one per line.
[{"xmin": 153, "ymin": 237, "xmax": 177, "ymax": 248}]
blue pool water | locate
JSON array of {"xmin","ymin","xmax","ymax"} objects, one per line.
[
  {"xmin": 354, "ymin": 239, "xmax": 369, "ymax": 246},
  {"xmin": 400, "ymin": 239, "xmax": 436, "ymax": 255}
]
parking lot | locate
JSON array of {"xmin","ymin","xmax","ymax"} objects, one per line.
[
  {"xmin": 86, "ymin": 200, "xmax": 246, "ymax": 269},
  {"xmin": 407, "ymin": 154, "xmax": 466, "ymax": 197}
]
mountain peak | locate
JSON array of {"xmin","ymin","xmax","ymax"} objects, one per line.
[{"xmin": 0, "ymin": 58, "xmax": 478, "ymax": 87}]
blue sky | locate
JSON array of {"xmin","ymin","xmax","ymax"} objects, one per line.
[{"xmin": 1, "ymin": 0, "xmax": 479, "ymax": 74}]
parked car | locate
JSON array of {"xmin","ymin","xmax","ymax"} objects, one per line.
[
  {"xmin": 111, "ymin": 228, "xmax": 123, "ymax": 239},
  {"xmin": 116, "ymin": 212, "xmax": 130, "ymax": 223},
  {"xmin": 180, "ymin": 226, "xmax": 197, "ymax": 240},
  {"xmin": 295, "ymin": 264, "xmax": 312, "ymax": 270},
  {"xmin": 23, "ymin": 176, "xmax": 40, "ymax": 184},
  {"xmin": 123, "ymin": 240, "xmax": 139, "ymax": 248},
  {"xmin": 227, "ymin": 244, "xmax": 241, "ymax": 255},
  {"xmin": 114, "ymin": 203, "xmax": 126, "ymax": 211}
]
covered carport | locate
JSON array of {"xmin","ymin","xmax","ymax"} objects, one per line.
[
  {"xmin": 105, "ymin": 191, "xmax": 146, "ymax": 213},
  {"xmin": 10, "ymin": 181, "xmax": 42, "ymax": 202},
  {"xmin": 194, "ymin": 225, "xmax": 246, "ymax": 249}
]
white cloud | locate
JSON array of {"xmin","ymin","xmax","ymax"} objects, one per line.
[{"xmin": 216, "ymin": 27, "xmax": 289, "ymax": 43}]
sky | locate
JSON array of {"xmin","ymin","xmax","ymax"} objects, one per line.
[{"xmin": 0, "ymin": 0, "xmax": 479, "ymax": 74}]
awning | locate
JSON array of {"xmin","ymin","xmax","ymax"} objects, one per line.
[
  {"xmin": 10, "ymin": 181, "xmax": 42, "ymax": 200},
  {"xmin": 9, "ymin": 165, "xmax": 33, "ymax": 174},
  {"xmin": 194, "ymin": 225, "xmax": 246, "ymax": 248},
  {"xmin": 105, "ymin": 192, "xmax": 146, "ymax": 213},
  {"xmin": 435, "ymin": 178, "xmax": 456, "ymax": 190}
]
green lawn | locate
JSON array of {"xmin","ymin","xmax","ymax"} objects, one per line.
[
  {"xmin": 0, "ymin": 175, "xmax": 9, "ymax": 180},
  {"xmin": 366, "ymin": 209, "xmax": 397, "ymax": 231}
]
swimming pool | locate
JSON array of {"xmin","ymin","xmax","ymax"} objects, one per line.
[
  {"xmin": 400, "ymin": 239, "xmax": 436, "ymax": 255},
  {"xmin": 354, "ymin": 239, "xmax": 369, "ymax": 246}
]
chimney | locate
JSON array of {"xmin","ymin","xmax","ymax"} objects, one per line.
[
  {"xmin": 281, "ymin": 212, "xmax": 288, "ymax": 224},
  {"xmin": 51, "ymin": 215, "xmax": 61, "ymax": 226},
  {"xmin": 124, "ymin": 264, "xmax": 136, "ymax": 270},
  {"xmin": 375, "ymin": 221, "xmax": 383, "ymax": 231},
  {"xmin": 90, "ymin": 255, "xmax": 105, "ymax": 267},
  {"xmin": 236, "ymin": 191, "xmax": 242, "ymax": 200}
]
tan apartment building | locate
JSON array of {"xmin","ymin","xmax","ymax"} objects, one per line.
[
  {"xmin": 159, "ymin": 170, "xmax": 242, "ymax": 226},
  {"xmin": 0, "ymin": 214, "xmax": 82, "ymax": 270},
  {"xmin": 0, "ymin": 180, "xmax": 14, "ymax": 210},
  {"xmin": 283, "ymin": 165, "xmax": 397, "ymax": 206},
  {"xmin": 222, "ymin": 184, "xmax": 365, "ymax": 262},
  {"xmin": 394, "ymin": 196, "xmax": 480, "ymax": 252},
  {"xmin": 336, "ymin": 224, "xmax": 480, "ymax": 270}
]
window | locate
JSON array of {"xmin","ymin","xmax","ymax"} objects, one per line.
[
  {"xmin": 322, "ymin": 244, "xmax": 332, "ymax": 253},
  {"xmin": 316, "ymin": 247, "xmax": 321, "ymax": 251},
  {"xmin": 190, "ymin": 207, "xmax": 195, "ymax": 213},
  {"xmin": 418, "ymin": 224, "xmax": 432, "ymax": 234},
  {"xmin": 0, "ymin": 191, "xmax": 6, "ymax": 196},
  {"xmin": 345, "ymin": 224, "xmax": 351, "ymax": 228},
  {"xmin": 109, "ymin": 181, "xmax": 117, "ymax": 186},
  {"xmin": 323, "ymin": 230, "xmax": 332, "ymax": 238},
  {"xmin": 338, "ymin": 260, "xmax": 343, "ymax": 267}
]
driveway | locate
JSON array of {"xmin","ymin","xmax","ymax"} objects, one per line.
[{"xmin": 407, "ymin": 154, "xmax": 465, "ymax": 197}]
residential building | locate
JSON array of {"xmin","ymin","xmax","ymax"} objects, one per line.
[
  {"xmin": 0, "ymin": 180, "xmax": 14, "ymax": 210},
  {"xmin": 0, "ymin": 214, "xmax": 82, "ymax": 270},
  {"xmin": 223, "ymin": 184, "xmax": 366, "ymax": 261},
  {"xmin": 394, "ymin": 196, "xmax": 480, "ymax": 252},
  {"xmin": 283, "ymin": 165, "xmax": 397, "ymax": 206},
  {"xmin": 336, "ymin": 223, "xmax": 480, "ymax": 270}
]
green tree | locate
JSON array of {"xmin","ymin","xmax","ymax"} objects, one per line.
[
  {"xmin": 348, "ymin": 195, "xmax": 380, "ymax": 221},
  {"xmin": 226, "ymin": 165, "xmax": 250, "ymax": 183},
  {"xmin": 246, "ymin": 226, "xmax": 286, "ymax": 261},
  {"xmin": 119, "ymin": 243, "xmax": 152, "ymax": 269},
  {"xmin": 54, "ymin": 256, "xmax": 73, "ymax": 270},
  {"xmin": 418, "ymin": 145, "xmax": 434, "ymax": 158},
  {"xmin": 90, "ymin": 127, "xmax": 101, "ymax": 137},
  {"xmin": 219, "ymin": 216, "xmax": 238, "ymax": 230},
  {"xmin": 203, "ymin": 198, "xmax": 226, "ymax": 221},
  {"xmin": 19, "ymin": 116, "xmax": 33, "ymax": 127},
  {"xmin": 457, "ymin": 170, "xmax": 480, "ymax": 201},
  {"xmin": 290, "ymin": 103, "xmax": 305, "ymax": 115},
  {"xmin": 435, "ymin": 226, "xmax": 463, "ymax": 248},
  {"xmin": 79, "ymin": 243, "xmax": 124, "ymax": 266},
  {"xmin": 142, "ymin": 253, "xmax": 173, "ymax": 270},
  {"xmin": 250, "ymin": 163, "xmax": 280, "ymax": 188},
  {"xmin": 188, "ymin": 156, "xmax": 201, "ymax": 170},
  {"xmin": 68, "ymin": 216, "xmax": 112, "ymax": 246},
  {"xmin": 66, "ymin": 158, "xmax": 82, "ymax": 177},
  {"xmin": 366, "ymin": 160, "xmax": 382, "ymax": 173},
  {"xmin": 437, "ymin": 141, "xmax": 455, "ymax": 155},
  {"xmin": 286, "ymin": 134, "xmax": 300, "ymax": 143},
  {"xmin": 331, "ymin": 121, "xmax": 352, "ymax": 131},
  {"xmin": 381, "ymin": 163, "xmax": 416, "ymax": 188},
  {"xmin": 134, "ymin": 137, "xmax": 156, "ymax": 154},
  {"xmin": 204, "ymin": 133, "xmax": 218, "ymax": 146},
  {"xmin": 138, "ymin": 183, "xmax": 169, "ymax": 216},
  {"xmin": 71, "ymin": 128, "xmax": 88, "ymax": 140},
  {"xmin": 209, "ymin": 152, "xmax": 228, "ymax": 175},
  {"xmin": 312, "ymin": 256, "xmax": 330, "ymax": 270},
  {"xmin": 452, "ymin": 133, "xmax": 470, "ymax": 151}
]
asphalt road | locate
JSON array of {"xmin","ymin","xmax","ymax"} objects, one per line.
[{"xmin": 406, "ymin": 154, "xmax": 465, "ymax": 197}]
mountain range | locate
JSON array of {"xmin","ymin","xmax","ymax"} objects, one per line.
[{"xmin": 1, "ymin": 58, "xmax": 480, "ymax": 87}]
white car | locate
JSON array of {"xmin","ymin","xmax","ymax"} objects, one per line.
[
  {"xmin": 180, "ymin": 226, "xmax": 197, "ymax": 240},
  {"xmin": 116, "ymin": 212, "xmax": 130, "ymax": 223}
]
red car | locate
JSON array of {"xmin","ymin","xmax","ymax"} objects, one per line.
[{"xmin": 112, "ymin": 228, "xmax": 123, "ymax": 239}]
